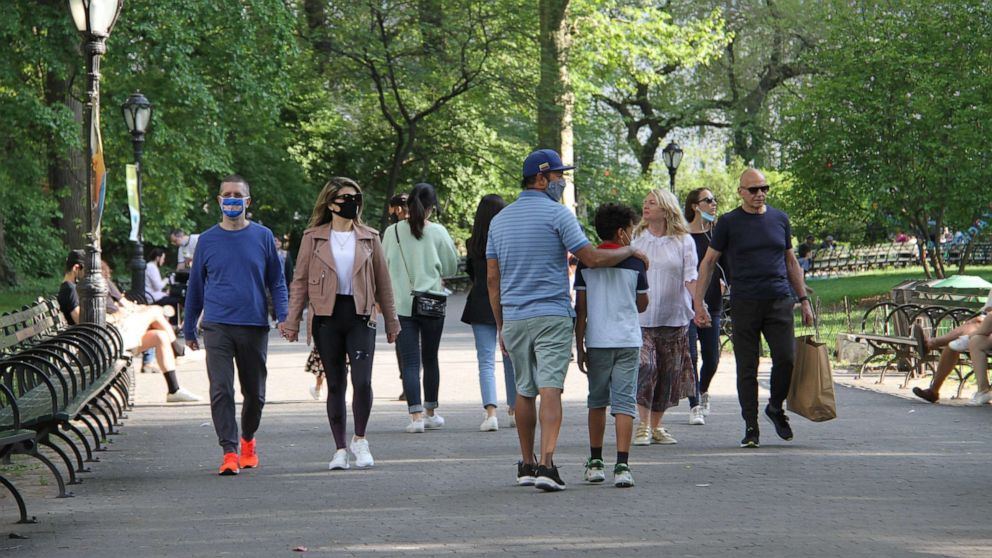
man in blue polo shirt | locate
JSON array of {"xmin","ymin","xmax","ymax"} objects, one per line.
[
  {"xmin": 487, "ymin": 149, "xmax": 647, "ymax": 492},
  {"xmin": 185, "ymin": 174, "xmax": 288, "ymax": 476}
]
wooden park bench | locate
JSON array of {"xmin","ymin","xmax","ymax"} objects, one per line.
[
  {"xmin": 849, "ymin": 285, "xmax": 988, "ymax": 393},
  {"xmin": 0, "ymin": 298, "xmax": 131, "ymax": 524}
]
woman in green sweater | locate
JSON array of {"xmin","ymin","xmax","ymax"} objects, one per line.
[{"xmin": 383, "ymin": 183, "xmax": 459, "ymax": 433}]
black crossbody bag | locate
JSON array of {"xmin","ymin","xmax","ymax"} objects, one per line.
[{"xmin": 395, "ymin": 226, "xmax": 447, "ymax": 318}]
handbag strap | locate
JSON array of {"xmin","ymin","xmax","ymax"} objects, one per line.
[{"xmin": 394, "ymin": 225, "xmax": 415, "ymax": 292}]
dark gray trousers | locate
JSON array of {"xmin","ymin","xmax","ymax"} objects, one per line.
[{"xmin": 203, "ymin": 322, "xmax": 270, "ymax": 454}]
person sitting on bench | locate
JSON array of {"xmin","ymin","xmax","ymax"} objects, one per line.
[
  {"xmin": 914, "ymin": 293, "xmax": 992, "ymax": 404},
  {"xmin": 57, "ymin": 250, "xmax": 200, "ymax": 403}
]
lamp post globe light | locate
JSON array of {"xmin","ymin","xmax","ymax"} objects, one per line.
[
  {"xmin": 68, "ymin": 0, "xmax": 124, "ymax": 325},
  {"xmin": 661, "ymin": 140, "xmax": 683, "ymax": 194},
  {"xmin": 122, "ymin": 91, "xmax": 152, "ymax": 304}
]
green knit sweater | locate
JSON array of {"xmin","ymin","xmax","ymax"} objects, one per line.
[{"xmin": 382, "ymin": 220, "xmax": 459, "ymax": 317}]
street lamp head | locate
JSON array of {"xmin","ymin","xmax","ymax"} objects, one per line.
[
  {"xmin": 122, "ymin": 91, "xmax": 152, "ymax": 135},
  {"xmin": 68, "ymin": 0, "xmax": 123, "ymax": 38},
  {"xmin": 662, "ymin": 141, "xmax": 683, "ymax": 172}
]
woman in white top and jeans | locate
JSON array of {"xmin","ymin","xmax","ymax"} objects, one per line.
[{"xmin": 631, "ymin": 188, "xmax": 698, "ymax": 446}]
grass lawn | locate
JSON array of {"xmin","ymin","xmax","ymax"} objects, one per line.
[
  {"xmin": 0, "ymin": 276, "xmax": 63, "ymax": 314},
  {"xmin": 807, "ymin": 265, "xmax": 992, "ymax": 307}
]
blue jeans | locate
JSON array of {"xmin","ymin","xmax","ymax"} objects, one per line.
[
  {"xmin": 687, "ymin": 312, "xmax": 722, "ymax": 407},
  {"xmin": 471, "ymin": 323, "xmax": 516, "ymax": 410},
  {"xmin": 397, "ymin": 315, "xmax": 444, "ymax": 414}
]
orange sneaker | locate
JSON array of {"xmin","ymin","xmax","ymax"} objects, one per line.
[
  {"xmin": 239, "ymin": 438, "xmax": 258, "ymax": 469},
  {"xmin": 218, "ymin": 452, "xmax": 239, "ymax": 476}
]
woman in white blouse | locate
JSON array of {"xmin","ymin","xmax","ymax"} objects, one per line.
[{"xmin": 630, "ymin": 188, "xmax": 698, "ymax": 446}]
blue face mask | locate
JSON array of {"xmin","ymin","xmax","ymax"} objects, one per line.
[
  {"xmin": 700, "ymin": 210, "xmax": 716, "ymax": 223},
  {"xmin": 220, "ymin": 197, "xmax": 246, "ymax": 218},
  {"xmin": 545, "ymin": 177, "xmax": 567, "ymax": 202}
]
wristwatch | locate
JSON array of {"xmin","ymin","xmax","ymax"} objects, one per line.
[{"xmin": 798, "ymin": 296, "xmax": 810, "ymax": 303}]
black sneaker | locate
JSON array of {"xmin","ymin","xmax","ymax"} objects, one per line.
[
  {"xmin": 740, "ymin": 426, "xmax": 760, "ymax": 448},
  {"xmin": 764, "ymin": 405, "xmax": 794, "ymax": 441},
  {"xmin": 516, "ymin": 461, "xmax": 536, "ymax": 486},
  {"xmin": 534, "ymin": 464, "xmax": 566, "ymax": 492}
]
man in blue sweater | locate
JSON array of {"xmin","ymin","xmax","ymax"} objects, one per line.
[{"xmin": 184, "ymin": 175, "xmax": 289, "ymax": 476}]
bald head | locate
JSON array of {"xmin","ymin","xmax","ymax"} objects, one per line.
[{"xmin": 739, "ymin": 168, "xmax": 766, "ymax": 189}]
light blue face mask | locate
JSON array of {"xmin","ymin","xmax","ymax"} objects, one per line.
[
  {"xmin": 700, "ymin": 210, "xmax": 716, "ymax": 223},
  {"xmin": 221, "ymin": 197, "xmax": 246, "ymax": 218},
  {"xmin": 545, "ymin": 178, "xmax": 567, "ymax": 202}
]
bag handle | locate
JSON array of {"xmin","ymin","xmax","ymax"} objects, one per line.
[
  {"xmin": 796, "ymin": 296, "xmax": 821, "ymax": 340},
  {"xmin": 394, "ymin": 225, "xmax": 415, "ymax": 292}
]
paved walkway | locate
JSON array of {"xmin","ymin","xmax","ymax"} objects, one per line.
[{"xmin": 3, "ymin": 294, "xmax": 992, "ymax": 557}]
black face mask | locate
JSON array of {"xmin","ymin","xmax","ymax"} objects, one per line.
[
  {"xmin": 331, "ymin": 194, "xmax": 361, "ymax": 220},
  {"xmin": 388, "ymin": 213, "xmax": 399, "ymax": 224}
]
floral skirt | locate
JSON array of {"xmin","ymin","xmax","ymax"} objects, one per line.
[{"xmin": 637, "ymin": 325, "xmax": 694, "ymax": 412}]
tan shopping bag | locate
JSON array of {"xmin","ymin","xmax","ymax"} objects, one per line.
[{"xmin": 787, "ymin": 335, "xmax": 837, "ymax": 422}]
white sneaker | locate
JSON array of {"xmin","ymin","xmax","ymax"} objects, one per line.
[
  {"xmin": 309, "ymin": 385, "xmax": 321, "ymax": 400},
  {"xmin": 480, "ymin": 415, "xmax": 499, "ymax": 432},
  {"xmin": 166, "ymin": 387, "xmax": 201, "ymax": 403},
  {"xmin": 967, "ymin": 390, "xmax": 992, "ymax": 406},
  {"xmin": 328, "ymin": 448, "xmax": 350, "ymax": 470},
  {"xmin": 424, "ymin": 413, "xmax": 445, "ymax": 429},
  {"xmin": 949, "ymin": 335, "xmax": 971, "ymax": 353},
  {"xmin": 405, "ymin": 419, "xmax": 425, "ymax": 433},
  {"xmin": 652, "ymin": 427, "xmax": 678, "ymax": 445},
  {"xmin": 507, "ymin": 412, "xmax": 516, "ymax": 428},
  {"xmin": 350, "ymin": 438, "xmax": 374, "ymax": 468},
  {"xmin": 633, "ymin": 423, "xmax": 652, "ymax": 446},
  {"xmin": 689, "ymin": 405, "xmax": 706, "ymax": 426},
  {"xmin": 701, "ymin": 392, "xmax": 711, "ymax": 416}
]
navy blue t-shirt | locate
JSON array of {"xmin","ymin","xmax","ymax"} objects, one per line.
[{"xmin": 710, "ymin": 206, "xmax": 793, "ymax": 300}]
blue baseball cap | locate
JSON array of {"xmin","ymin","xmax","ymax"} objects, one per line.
[{"xmin": 522, "ymin": 149, "xmax": 575, "ymax": 178}]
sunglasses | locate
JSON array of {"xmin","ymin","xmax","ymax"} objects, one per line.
[
  {"xmin": 699, "ymin": 197, "xmax": 717, "ymax": 204},
  {"xmin": 333, "ymin": 193, "xmax": 363, "ymax": 204},
  {"xmin": 743, "ymin": 185, "xmax": 770, "ymax": 195}
]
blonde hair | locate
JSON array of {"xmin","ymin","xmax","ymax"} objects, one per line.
[
  {"xmin": 307, "ymin": 177, "xmax": 365, "ymax": 228},
  {"xmin": 634, "ymin": 188, "xmax": 690, "ymax": 238}
]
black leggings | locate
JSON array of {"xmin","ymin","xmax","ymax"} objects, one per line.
[{"xmin": 312, "ymin": 295, "xmax": 376, "ymax": 449}]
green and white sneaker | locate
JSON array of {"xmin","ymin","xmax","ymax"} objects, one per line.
[
  {"xmin": 583, "ymin": 458, "xmax": 606, "ymax": 483},
  {"xmin": 613, "ymin": 463, "xmax": 634, "ymax": 488}
]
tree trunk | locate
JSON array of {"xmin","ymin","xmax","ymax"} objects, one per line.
[
  {"xmin": 379, "ymin": 127, "xmax": 417, "ymax": 230},
  {"xmin": 538, "ymin": 0, "xmax": 575, "ymax": 215},
  {"xmin": 0, "ymin": 213, "xmax": 18, "ymax": 286},
  {"xmin": 46, "ymin": 68, "xmax": 87, "ymax": 251}
]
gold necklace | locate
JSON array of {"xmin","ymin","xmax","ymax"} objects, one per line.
[{"xmin": 332, "ymin": 230, "xmax": 354, "ymax": 251}]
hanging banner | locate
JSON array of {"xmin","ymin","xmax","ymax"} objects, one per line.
[
  {"xmin": 91, "ymin": 105, "xmax": 108, "ymax": 239},
  {"xmin": 126, "ymin": 164, "xmax": 140, "ymax": 242}
]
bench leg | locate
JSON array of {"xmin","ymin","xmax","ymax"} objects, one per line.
[
  {"xmin": 63, "ymin": 422, "xmax": 95, "ymax": 463},
  {"xmin": 91, "ymin": 401, "xmax": 119, "ymax": 436},
  {"xmin": 75, "ymin": 414, "xmax": 104, "ymax": 455},
  {"xmin": 98, "ymin": 394, "xmax": 121, "ymax": 427},
  {"xmin": 27, "ymin": 449, "xmax": 72, "ymax": 498},
  {"xmin": 51, "ymin": 429, "xmax": 89, "ymax": 474},
  {"xmin": 109, "ymin": 378, "xmax": 130, "ymax": 416},
  {"xmin": 0, "ymin": 475, "xmax": 35, "ymax": 524},
  {"xmin": 83, "ymin": 409, "xmax": 109, "ymax": 447},
  {"xmin": 39, "ymin": 439, "xmax": 79, "ymax": 486}
]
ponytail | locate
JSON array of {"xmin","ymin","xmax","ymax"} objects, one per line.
[{"xmin": 407, "ymin": 182, "xmax": 437, "ymax": 240}]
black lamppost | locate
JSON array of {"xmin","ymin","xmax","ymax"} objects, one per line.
[
  {"xmin": 122, "ymin": 91, "xmax": 152, "ymax": 303},
  {"xmin": 69, "ymin": 0, "xmax": 123, "ymax": 325},
  {"xmin": 661, "ymin": 141, "xmax": 683, "ymax": 194}
]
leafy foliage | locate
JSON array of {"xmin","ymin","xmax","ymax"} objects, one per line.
[{"xmin": 782, "ymin": 0, "xmax": 992, "ymax": 274}]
